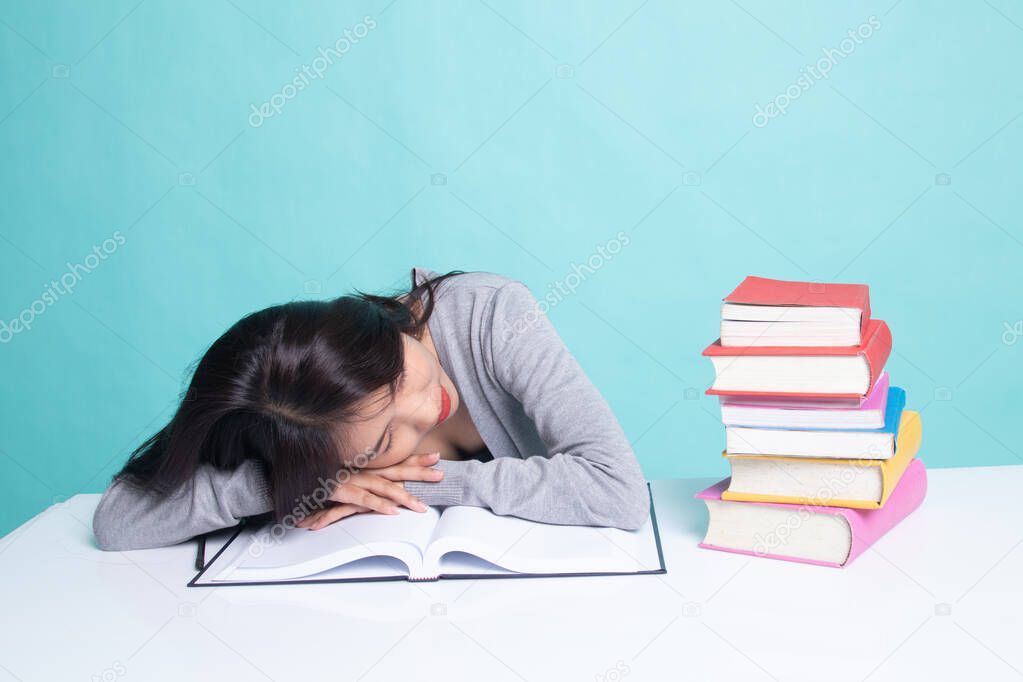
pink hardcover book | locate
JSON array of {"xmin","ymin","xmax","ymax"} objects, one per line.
[{"xmin": 696, "ymin": 458, "xmax": 927, "ymax": 567}]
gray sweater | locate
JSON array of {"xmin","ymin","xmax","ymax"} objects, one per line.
[{"xmin": 92, "ymin": 268, "xmax": 650, "ymax": 550}]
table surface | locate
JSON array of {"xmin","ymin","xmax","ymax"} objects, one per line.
[{"xmin": 1, "ymin": 465, "xmax": 1021, "ymax": 682}]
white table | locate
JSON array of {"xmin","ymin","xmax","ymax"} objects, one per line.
[{"xmin": 1, "ymin": 466, "xmax": 1021, "ymax": 682}]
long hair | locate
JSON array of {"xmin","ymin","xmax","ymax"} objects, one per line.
[{"xmin": 115, "ymin": 269, "xmax": 465, "ymax": 520}]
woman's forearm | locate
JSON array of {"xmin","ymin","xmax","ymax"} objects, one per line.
[
  {"xmin": 405, "ymin": 452, "xmax": 650, "ymax": 530},
  {"xmin": 92, "ymin": 460, "xmax": 273, "ymax": 551}
]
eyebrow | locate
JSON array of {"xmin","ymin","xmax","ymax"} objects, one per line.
[{"xmin": 372, "ymin": 422, "xmax": 392, "ymax": 459}]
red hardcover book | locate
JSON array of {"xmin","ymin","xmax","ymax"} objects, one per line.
[
  {"xmin": 723, "ymin": 276, "xmax": 871, "ymax": 342},
  {"xmin": 703, "ymin": 319, "xmax": 892, "ymax": 399}
]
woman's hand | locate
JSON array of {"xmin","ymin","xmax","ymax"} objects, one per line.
[
  {"xmin": 296, "ymin": 502, "xmax": 372, "ymax": 530},
  {"xmin": 295, "ymin": 452, "xmax": 445, "ymax": 530},
  {"xmin": 373, "ymin": 451, "xmax": 446, "ymax": 486}
]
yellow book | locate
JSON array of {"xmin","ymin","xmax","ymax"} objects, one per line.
[{"xmin": 721, "ymin": 410, "xmax": 922, "ymax": 509}]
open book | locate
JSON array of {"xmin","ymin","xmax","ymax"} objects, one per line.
[{"xmin": 190, "ymin": 484, "xmax": 665, "ymax": 586}]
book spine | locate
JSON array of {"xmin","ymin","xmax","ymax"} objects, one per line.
[
  {"xmin": 844, "ymin": 458, "xmax": 927, "ymax": 565},
  {"xmin": 861, "ymin": 298, "xmax": 871, "ymax": 336},
  {"xmin": 879, "ymin": 410, "xmax": 922, "ymax": 503},
  {"xmin": 862, "ymin": 320, "xmax": 892, "ymax": 389}
]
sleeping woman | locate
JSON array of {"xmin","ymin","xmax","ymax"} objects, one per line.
[{"xmin": 92, "ymin": 267, "xmax": 650, "ymax": 550}]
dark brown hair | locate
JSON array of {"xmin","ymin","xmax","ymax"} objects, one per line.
[{"xmin": 115, "ymin": 269, "xmax": 465, "ymax": 520}]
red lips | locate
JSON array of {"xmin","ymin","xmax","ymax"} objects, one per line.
[{"xmin": 437, "ymin": 386, "xmax": 451, "ymax": 424}]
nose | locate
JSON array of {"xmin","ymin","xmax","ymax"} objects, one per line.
[{"xmin": 401, "ymin": 387, "xmax": 437, "ymax": 430}]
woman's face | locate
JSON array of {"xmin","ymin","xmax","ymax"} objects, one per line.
[{"xmin": 342, "ymin": 333, "xmax": 459, "ymax": 469}]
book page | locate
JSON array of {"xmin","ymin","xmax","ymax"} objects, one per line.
[
  {"xmin": 213, "ymin": 506, "xmax": 442, "ymax": 582},
  {"xmin": 423, "ymin": 503, "xmax": 662, "ymax": 576}
]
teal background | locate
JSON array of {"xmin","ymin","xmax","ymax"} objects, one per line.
[{"xmin": 1, "ymin": 1, "xmax": 1021, "ymax": 537}]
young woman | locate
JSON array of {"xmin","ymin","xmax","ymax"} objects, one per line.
[{"xmin": 93, "ymin": 267, "xmax": 650, "ymax": 550}]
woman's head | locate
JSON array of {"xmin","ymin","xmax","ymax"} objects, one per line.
[
  {"xmin": 117, "ymin": 269, "xmax": 464, "ymax": 520},
  {"xmin": 346, "ymin": 329, "xmax": 459, "ymax": 469}
]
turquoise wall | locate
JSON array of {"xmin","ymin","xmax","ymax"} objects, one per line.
[{"xmin": 2, "ymin": 1, "xmax": 1021, "ymax": 536}]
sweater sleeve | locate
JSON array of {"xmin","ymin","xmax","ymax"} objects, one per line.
[
  {"xmin": 405, "ymin": 281, "xmax": 650, "ymax": 530},
  {"xmin": 92, "ymin": 459, "xmax": 273, "ymax": 551}
]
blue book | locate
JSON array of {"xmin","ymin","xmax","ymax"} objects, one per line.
[{"xmin": 724, "ymin": 387, "xmax": 907, "ymax": 459}]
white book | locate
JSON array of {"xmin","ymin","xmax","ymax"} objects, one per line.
[
  {"xmin": 721, "ymin": 303, "xmax": 863, "ymax": 323},
  {"xmin": 191, "ymin": 487, "xmax": 665, "ymax": 586},
  {"xmin": 708, "ymin": 355, "xmax": 871, "ymax": 394},
  {"xmin": 720, "ymin": 303, "xmax": 863, "ymax": 347},
  {"xmin": 724, "ymin": 388, "xmax": 905, "ymax": 460},
  {"xmin": 726, "ymin": 426, "xmax": 895, "ymax": 459},
  {"xmin": 726, "ymin": 457, "xmax": 886, "ymax": 503}
]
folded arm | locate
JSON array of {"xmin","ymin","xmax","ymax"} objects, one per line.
[
  {"xmin": 92, "ymin": 460, "xmax": 272, "ymax": 551},
  {"xmin": 406, "ymin": 282, "xmax": 650, "ymax": 530}
]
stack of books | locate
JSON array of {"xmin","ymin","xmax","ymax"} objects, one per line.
[{"xmin": 696, "ymin": 276, "xmax": 927, "ymax": 567}]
